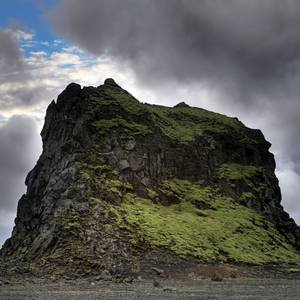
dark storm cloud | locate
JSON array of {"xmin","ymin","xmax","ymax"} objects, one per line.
[
  {"xmin": 0, "ymin": 28, "xmax": 30, "ymax": 110},
  {"xmin": 49, "ymin": 0, "xmax": 300, "ymax": 93},
  {"xmin": 0, "ymin": 116, "xmax": 41, "ymax": 212},
  {"xmin": 0, "ymin": 29, "xmax": 24, "ymax": 73},
  {"xmin": 0, "ymin": 85, "xmax": 54, "ymax": 111}
]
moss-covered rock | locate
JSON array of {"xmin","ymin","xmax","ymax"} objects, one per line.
[
  {"xmin": 1, "ymin": 78, "xmax": 299, "ymax": 278},
  {"xmin": 218, "ymin": 164, "xmax": 262, "ymax": 181},
  {"xmin": 116, "ymin": 187, "xmax": 300, "ymax": 264}
]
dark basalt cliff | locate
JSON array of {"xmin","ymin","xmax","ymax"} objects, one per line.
[{"xmin": 1, "ymin": 79, "xmax": 300, "ymax": 277}]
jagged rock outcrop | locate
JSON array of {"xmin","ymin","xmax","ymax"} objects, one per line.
[{"xmin": 1, "ymin": 79, "xmax": 300, "ymax": 277}]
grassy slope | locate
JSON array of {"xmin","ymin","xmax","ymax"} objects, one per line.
[{"xmin": 114, "ymin": 180, "xmax": 300, "ymax": 265}]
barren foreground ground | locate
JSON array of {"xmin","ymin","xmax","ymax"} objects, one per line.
[{"xmin": 0, "ymin": 278, "xmax": 300, "ymax": 300}]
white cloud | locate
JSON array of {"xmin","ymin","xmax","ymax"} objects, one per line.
[
  {"xmin": 0, "ymin": 30, "xmax": 135, "ymax": 119},
  {"xmin": 0, "ymin": 115, "xmax": 41, "ymax": 247},
  {"xmin": 277, "ymin": 163, "xmax": 300, "ymax": 224},
  {"xmin": 14, "ymin": 30, "xmax": 34, "ymax": 41},
  {"xmin": 49, "ymin": 51, "xmax": 82, "ymax": 66},
  {"xmin": 0, "ymin": 211, "xmax": 15, "ymax": 228}
]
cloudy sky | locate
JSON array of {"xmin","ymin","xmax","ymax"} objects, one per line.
[{"xmin": 1, "ymin": 0, "xmax": 300, "ymax": 246}]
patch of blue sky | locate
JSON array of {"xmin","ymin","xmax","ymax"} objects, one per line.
[
  {"xmin": 0, "ymin": 114, "xmax": 8, "ymax": 124},
  {"xmin": 59, "ymin": 63, "xmax": 77, "ymax": 69},
  {"xmin": 0, "ymin": 0, "xmax": 60, "ymax": 56},
  {"xmin": 21, "ymin": 37, "xmax": 68, "ymax": 57},
  {"xmin": 0, "ymin": 0, "xmax": 57, "ymax": 38},
  {"xmin": 0, "ymin": 1, "xmax": 98, "ymax": 64}
]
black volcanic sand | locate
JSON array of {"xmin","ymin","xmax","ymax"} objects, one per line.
[
  {"xmin": 1, "ymin": 263, "xmax": 300, "ymax": 300},
  {"xmin": 0, "ymin": 278, "xmax": 300, "ymax": 300}
]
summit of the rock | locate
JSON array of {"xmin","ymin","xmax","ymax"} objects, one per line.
[
  {"xmin": 174, "ymin": 101, "xmax": 190, "ymax": 108},
  {"xmin": 104, "ymin": 78, "xmax": 121, "ymax": 88},
  {"xmin": 1, "ymin": 79, "xmax": 299, "ymax": 278}
]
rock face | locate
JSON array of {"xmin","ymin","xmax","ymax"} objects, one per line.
[{"xmin": 1, "ymin": 79, "xmax": 300, "ymax": 277}]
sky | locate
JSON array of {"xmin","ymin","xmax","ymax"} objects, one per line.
[{"xmin": 1, "ymin": 0, "xmax": 300, "ymax": 246}]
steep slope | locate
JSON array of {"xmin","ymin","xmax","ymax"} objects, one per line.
[{"xmin": 1, "ymin": 79, "xmax": 300, "ymax": 277}]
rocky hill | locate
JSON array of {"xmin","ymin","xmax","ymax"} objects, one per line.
[{"xmin": 1, "ymin": 78, "xmax": 300, "ymax": 278}]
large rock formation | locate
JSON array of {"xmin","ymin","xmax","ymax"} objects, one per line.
[{"xmin": 1, "ymin": 79, "xmax": 300, "ymax": 277}]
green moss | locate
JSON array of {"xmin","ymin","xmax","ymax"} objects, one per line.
[
  {"xmin": 105, "ymin": 179, "xmax": 123, "ymax": 188},
  {"xmin": 112, "ymin": 170, "xmax": 119, "ymax": 176},
  {"xmin": 105, "ymin": 179, "xmax": 132, "ymax": 190},
  {"xmin": 146, "ymin": 104, "xmax": 244, "ymax": 144},
  {"xmin": 147, "ymin": 188, "xmax": 158, "ymax": 200},
  {"xmin": 102, "ymin": 179, "xmax": 133, "ymax": 197},
  {"xmin": 123, "ymin": 182, "xmax": 133, "ymax": 191},
  {"xmin": 218, "ymin": 164, "xmax": 262, "ymax": 181},
  {"xmin": 159, "ymin": 179, "xmax": 214, "ymax": 206},
  {"xmin": 114, "ymin": 180, "xmax": 300, "ymax": 265},
  {"xmin": 80, "ymin": 171, "xmax": 91, "ymax": 181},
  {"xmin": 96, "ymin": 164, "xmax": 112, "ymax": 172},
  {"xmin": 89, "ymin": 197, "xmax": 102, "ymax": 206},
  {"xmin": 87, "ymin": 83, "xmax": 259, "ymax": 146},
  {"xmin": 218, "ymin": 164, "xmax": 267, "ymax": 200},
  {"xmin": 240, "ymin": 192, "xmax": 255, "ymax": 204},
  {"xmin": 91, "ymin": 119, "xmax": 117, "ymax": 134},
  {"xmin": 104, "ymin": 87, "xmax": 147, "ymax": 116},
  {"xmin": 64, "ymin": 221, "xmax": 81, "ymax": 231},
  {"xmin": 92, "ymin": 117, "xmax": 152, "ymax": 136},
  {"xmin": 287, "ymin": 268, "xmax": 300, "ymax": 273}
]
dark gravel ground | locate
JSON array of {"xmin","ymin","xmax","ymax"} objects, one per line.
[{"xmin": 0, "ymin": 278, "xmax": 300, "ymax": 300}]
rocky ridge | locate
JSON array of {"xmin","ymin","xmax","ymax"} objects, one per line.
[{"xmin": 1, "ymin": 78, "xmax": 300, "ymax": 278}]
